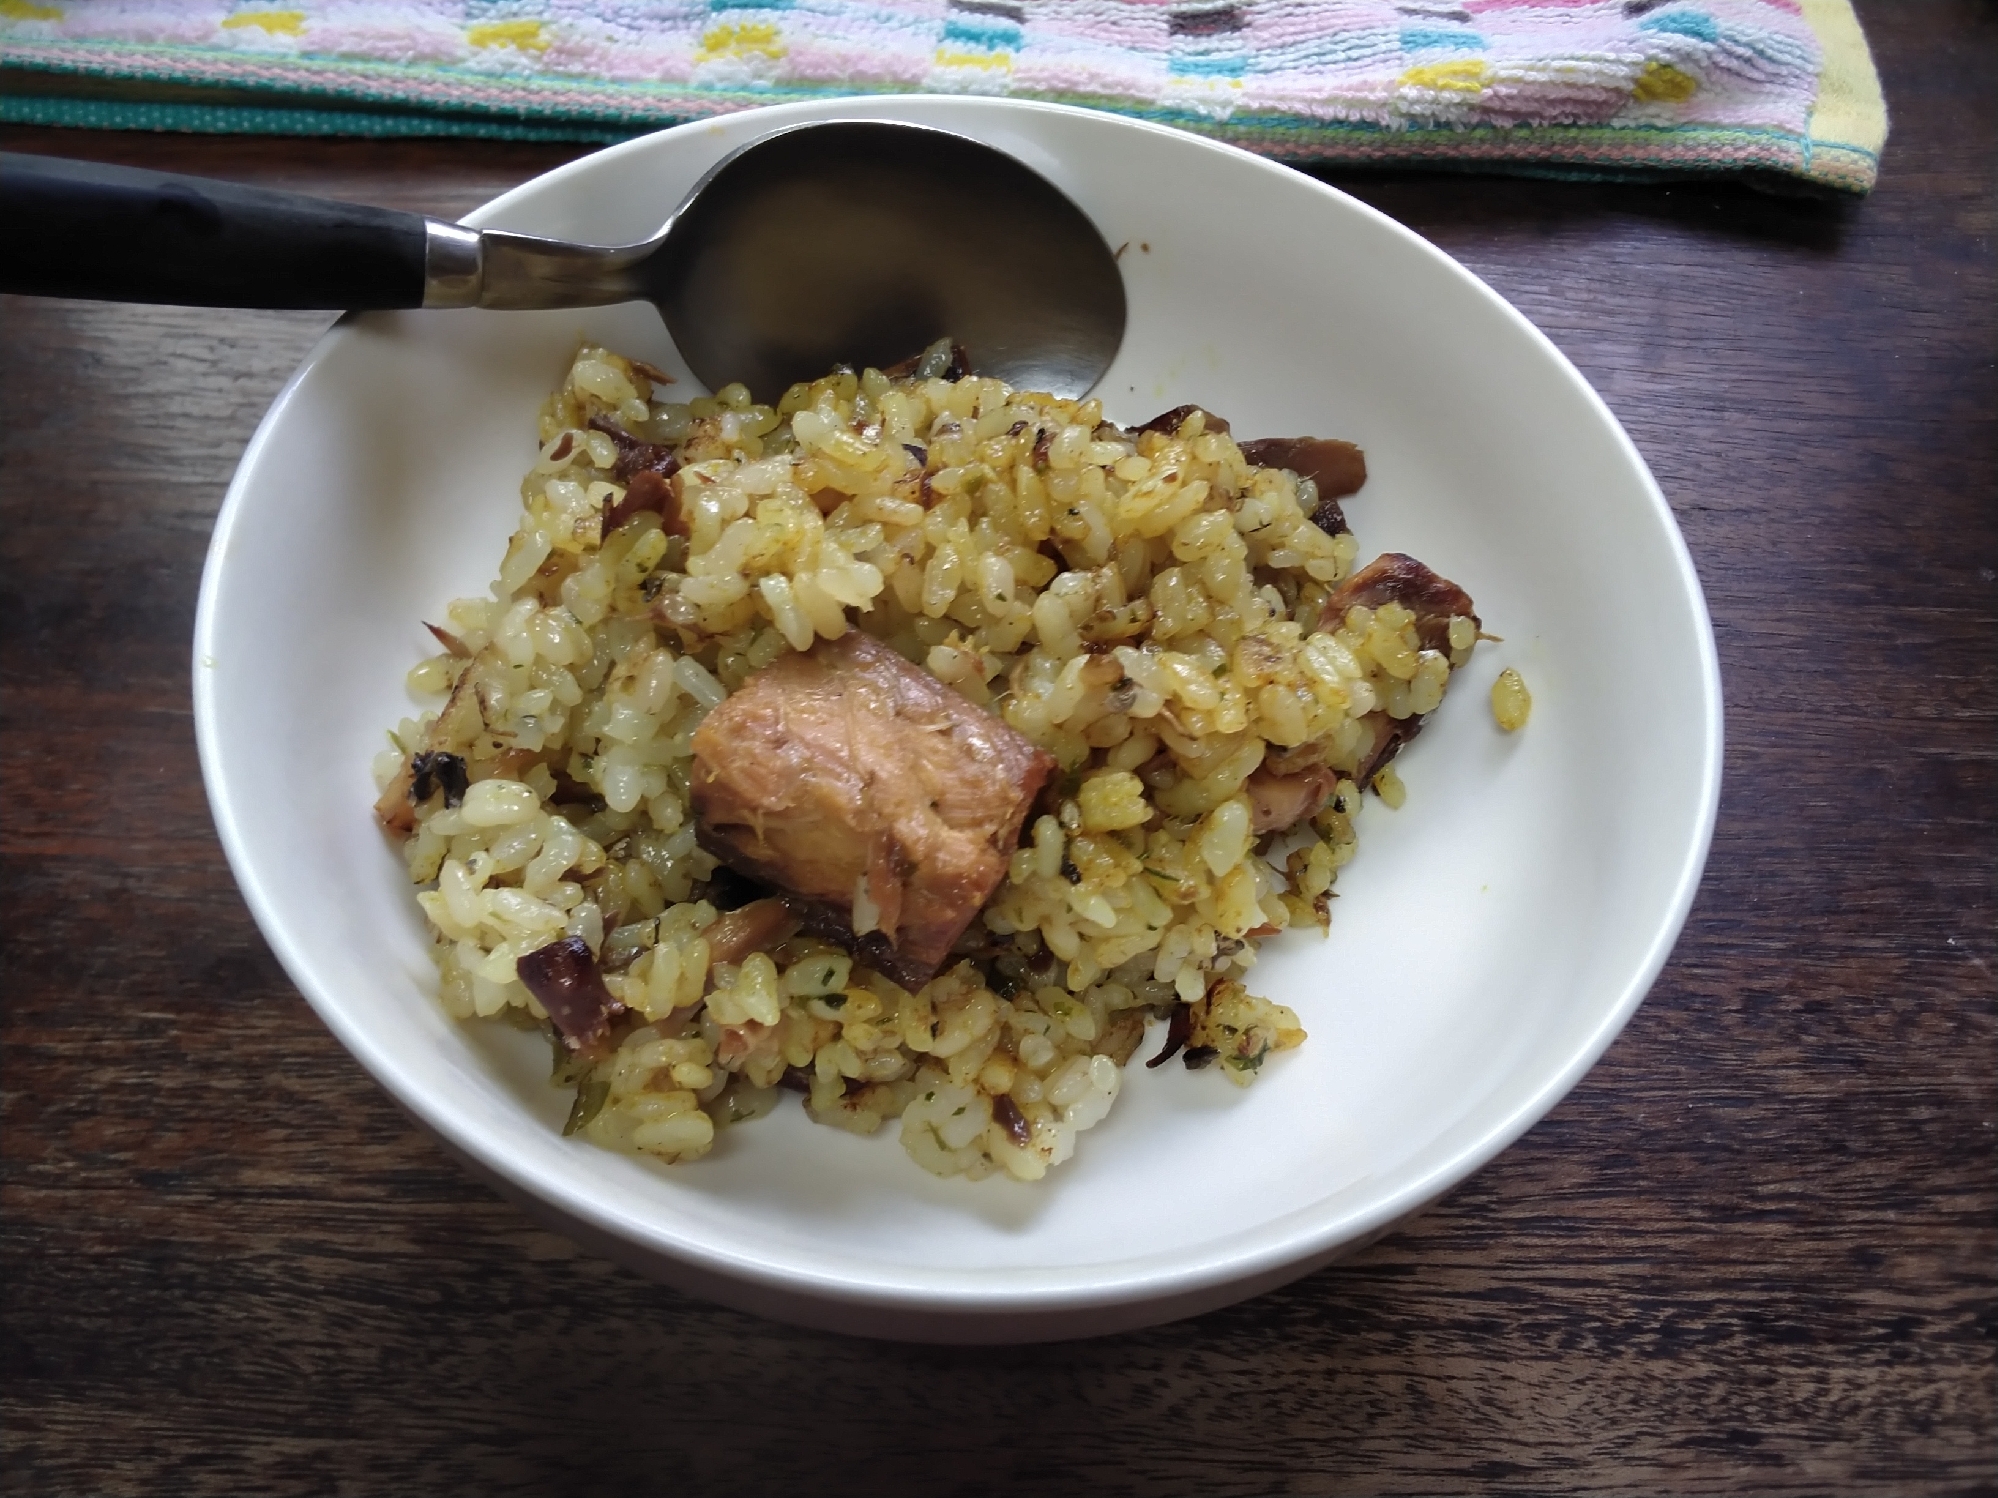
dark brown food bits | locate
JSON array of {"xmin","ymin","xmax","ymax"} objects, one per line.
[
  {"xmin": 700, "ymin": 898, "xmax": 802, "ymax": 968},
  {"xmin": 603, "ymin": 466, "xmax": 685, "ymax": 536},
  {"xmin": 992, "ymin": 1092, "xmax": 1032, "ymax": 1148},
  {"xmin": 1181, "ymin": 1045, "xmax": 1219, "ymax": 1070},
  {"xmin": 1147, "ymin": 1001, "xmax": 1194, "ymax": 1068},
  {"xmin": 424, "ymin": 621, "xmax": 472, "ymax": 658},
  {"xmin": 587, "ymin": 416, "xmax": 674, "ymax": 480},
  {"xmin": 1354, "ymin": 712, "xmax": 1426, "ymax": 789},
  {"xmin": 1134, "ymin": 404, "xmax": 1231, "ymax": 437},
  {"xmin": 703, "ymin": 865, "xmax": 771, "ymax": 912},
  {"xmin": 408, "ymin": 750, "xmax": 468, "ymax": 808},
  {"xmin": 595, "ymin": 471, "xmax": 683, "ymax": 543},
  {"xmin": 517, "ymin": 936, "xmax": 626, "ymax": 1062},
  {"xmin": 588, "ymin": 416, "xmax": 687, "ymax": 535}
]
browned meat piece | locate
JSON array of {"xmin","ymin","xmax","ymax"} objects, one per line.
[
  {"xmin": 1245, "ymin": 761, "xmax": 1340, "ymax": 836},
  {"xmin": 702, "ymin": 898, "xmax": 801, "ymax": 968},
  {"xmin": 518, "ymin": 936, "xmax": 627, "ymax": 1061},
  {"xmin": 1133, "ymin": 403, "xmax": 1231, "ymax": 437},
  {"xmin": 689, "ymin": 631, "xmax": 1057, "ymax": 989},
  {"xmin": 1320, "ymin": 552, "xmax": 1479, "ymax": 652},
  {"xmin": 1237, "ymin": 436, "xmax": 1367, "ymax": 536}
]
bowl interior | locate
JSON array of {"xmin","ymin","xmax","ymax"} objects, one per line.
[{"xmin": 196, "ymin": 98, "xmax": 1719, "ymax": 1326}]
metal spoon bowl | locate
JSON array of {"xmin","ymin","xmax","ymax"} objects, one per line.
[{"xmin": 0, "ymin": 122, "xmax": 1126, "ymax": 404}]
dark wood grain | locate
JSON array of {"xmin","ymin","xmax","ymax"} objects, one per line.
[{"xmin": 3, "ymin": 3, "xmax": 1992, "ymax": 1493}]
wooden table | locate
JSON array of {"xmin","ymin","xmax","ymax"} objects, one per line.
[{"xmin": 3, "ymin": 6, "xmax": 1991, "ymax": 1492}]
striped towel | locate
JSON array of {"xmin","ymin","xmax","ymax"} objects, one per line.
[{"xmin": 0, "ymin": 1, "xmax": 1888, "ymax": 192}]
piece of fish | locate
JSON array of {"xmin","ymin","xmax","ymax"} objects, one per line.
[
  {"xmin": 1245, "ymin": 761, "xmax": 1341, "ymax": 836},
  {"xmin": 1320, "ymin": 552, "xmax": 1479, "ymax": 649},
  {"xmin": 689, "ymin": 631, "xmax": 1057, "ymax": 989},
  {"xmin": 1321, "ymin": 552, "xmax": 1478, "ymax": 790},
  {"xmin": 1236, "ymin": 436, "xmax": 1367, "ymax": 536}
]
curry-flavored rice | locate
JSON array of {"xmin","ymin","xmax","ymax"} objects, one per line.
[{"xmin": 373, "ymin": 344, "xmax": 1480, "ymax": 1182}]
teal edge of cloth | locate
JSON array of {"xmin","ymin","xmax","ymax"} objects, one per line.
[
  {"xmin": 0, "ymin": 91, "xmax": 1658, "ymax": 186},
  {"xmin": 0, "ymin": 92, "xmax": 633, "ymax": 142}
]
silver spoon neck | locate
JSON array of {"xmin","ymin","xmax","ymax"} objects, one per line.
[{"xmin": 421, "ymin": 219, "xmax": 662, "ymax": 312}]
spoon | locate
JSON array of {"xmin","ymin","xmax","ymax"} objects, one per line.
[{"xmin": 0, "ymin": 121, "xmax": 1127, "ymax": 403}]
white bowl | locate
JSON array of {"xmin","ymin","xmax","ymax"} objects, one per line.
[{"xmin": 195, "ymin": 96, "xmax": 1721, "ymax": 1343}]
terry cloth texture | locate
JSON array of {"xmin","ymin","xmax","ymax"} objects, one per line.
[{"xmin": 0, "ymin": 1, "xmax": 1888, "ymax": 192}]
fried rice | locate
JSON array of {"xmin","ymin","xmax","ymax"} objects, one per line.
[{"xmin": 372, "ymin": 343, "xmax": 1482, "ymax": 1182}]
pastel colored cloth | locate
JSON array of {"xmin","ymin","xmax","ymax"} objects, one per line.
[{"xmin": 0, "ymin": 1, "xmax": 1888, "ymax": 192}]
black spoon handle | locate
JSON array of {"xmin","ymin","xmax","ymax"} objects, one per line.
[{"xmin": 0, "ymin": 152, "xmax": 448, "ymax": 310}]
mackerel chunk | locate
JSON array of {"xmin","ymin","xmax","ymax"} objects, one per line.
[
  {"xmin": 1320, "ymin": 552, "xmax": 1479, "ymax": 650},
  {"xmin": 1320, "ymin": 552, "xmax": 1480, "ymax": 791},
  {"xmin": 689, "ymin": 631, "xmax": 1057, "ymax": 989}
]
